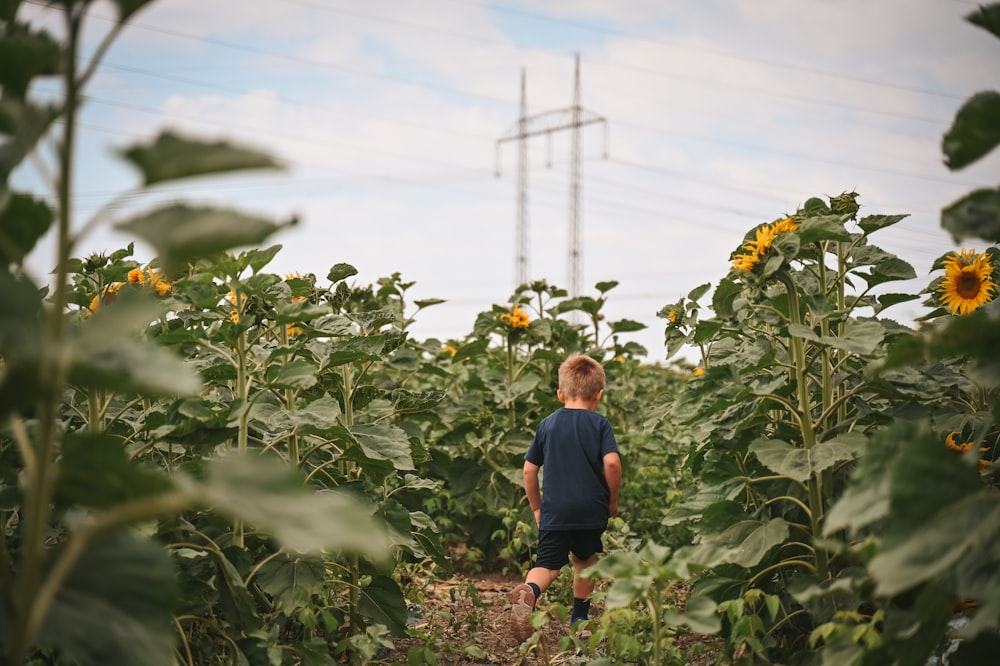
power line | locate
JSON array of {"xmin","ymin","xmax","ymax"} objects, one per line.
[{"xmin": 438, "ymin": 0, "xmax": 966, "ymax": 101}]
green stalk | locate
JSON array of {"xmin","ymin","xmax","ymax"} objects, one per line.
[
  {"xmin": 9, "ymin": 10, "xmax": 82, "ymax": 664},
  {"xmin": 777, "ymin": 272, "xmax": 829, "ymax": 580},
  {"xmin": 233, "ymin": 306, "xmax": 248, "ymax": 549},
  {"xmin": 278, "ymin": 325, "xmax": 299, "ymax": 467},
  {"xmin": 341, "ymin": 363, "xmax": 361, "ymax": 628}
]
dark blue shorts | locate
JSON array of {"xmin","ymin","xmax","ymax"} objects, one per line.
[{"xmin": 534, "ymin": 529, "xmax": 605, "ymax": 571}]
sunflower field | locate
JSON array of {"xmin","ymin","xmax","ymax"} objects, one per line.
[{"xmin": 1, "ymin": 2, "xmax": 999, "ymax": 665}]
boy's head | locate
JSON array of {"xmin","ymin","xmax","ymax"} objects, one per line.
[{"xmin": 557, "ymin": 354, "xmax": 606, "ymax": 401}]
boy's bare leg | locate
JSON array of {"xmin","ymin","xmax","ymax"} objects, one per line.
[{"xmin": 569, "ymin": 553, "xmax": 596, "ymax": 599}]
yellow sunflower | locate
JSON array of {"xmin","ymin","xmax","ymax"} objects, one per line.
[
  {"xmin": 945, "ymin": 432, "xmax": 974, "ymax": 453},
  {"xmin": 731, "ymin": 217, "xmax": 799, "ymax": 273},
  {"xmin": 937, "ymin": 249, "xmax": 996, "ymax": 316},
  {"xmin": 499, "ymin": 304, "xmax": 531, "ymax": 329}
]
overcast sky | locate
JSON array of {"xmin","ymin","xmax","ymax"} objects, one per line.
[{"xmin": 17, "ymin": 0, "xmax": 1000, "ymax": 362}]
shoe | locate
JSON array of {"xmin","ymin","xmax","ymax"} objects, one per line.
[
  {"xmin": 509, "ymin": 583, "xmax": 536, "ymax": 642},
  {"xmin": 570, "ymin": 617, "xmax": 592, "ymax": 640}
]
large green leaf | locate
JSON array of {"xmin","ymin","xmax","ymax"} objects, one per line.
[
  {"xmin": 0, "ymin": 192, "xmax": 52, "ymax": 264},
  {"xmin": 114, "ymin": 204, "xmax": 293, "ymax": 275},
  {"xmin": 966, "ymin": 3, "xmax": 1000, "ymax": 39},
  {"xmin": 183, "ymin": 455, "xmax": 392, "ymax": 559},
  {"xmin": 881, "ymin": 301, "xmax": 1000, "ymax": 387},
  {"xmin": 680, "ymin": 517, "xmax": 789, "ymax": 568},
  {"xmin": 269, "ymin": 358, "xmax": 319, "ymax": 390},
  {"xmin": 663, "ymin": 593, "xmax": 721, "ymax": 635},
  {"xmin": 359, "ymin": 575, "xmax": 408, "ymax": 636},
  {"xmin": 54, "ymin": 432, "xmax": 170, "ymax": 508},
  {"xmin": 942, "ymin": 91, "xmax": 1000, "ymax": 171},
  {"xmin": 857, "ymin": 214, "xmax": 909, "ymax": 235},
  {"xmin": 68, "ymin": 293, "xmax": 201, "ymax": 395},
  {"xmin": 255, "ymin": 555, "xmax": 326, "ymax": 613},
  {"xmin": 38, "ymin": 532, "xmax": 176, "ymax": 666},
  {"xmin": 119, "ymin": 131, "xmax": 283, "ymax": 186},
  {"xmin": 351, "ymin": 422, "xmax": 415, "ymax": 471},
  {"xmin": 870, "ymin": 492, "xmax": 1000, "ymax": 636},
  {"xmin": 0, "ymin": 22, "xmax": 61, "ymax": 100},
  {"xmin": 941, "ymin": 187, "xmax": 1000, "ymax": 244},
  {"xmin": 796, "ymin": 215, "xmax": 852, "ymax": 243},
  {"xmin": 749, "ymin": 439, "xmax": 811, "ymax": 483},
  {"xmin": 0, "ymin": 98, "xmax": 60, "ymax": 181},
  {"xmin": 213, "ymin": 547, "xmax": 259, "ymax": 629}
]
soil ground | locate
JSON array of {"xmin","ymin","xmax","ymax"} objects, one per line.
[{"xmin": 385, "ymin": 569, "xmax": 723, "ymax": 665}]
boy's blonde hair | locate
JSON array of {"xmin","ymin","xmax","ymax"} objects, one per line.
[{"xmin": 558, "ymin": 354, "xmax": 606, "ymax": 400}]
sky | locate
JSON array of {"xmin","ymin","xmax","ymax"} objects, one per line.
[{"xmin": 16, "ymin": 0, "xmax": 1000, "ymax": 363}]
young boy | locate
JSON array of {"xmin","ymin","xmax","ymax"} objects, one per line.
[{"xmin": 509, "ymin": 354, "xmax": 622, "ymax": 642}]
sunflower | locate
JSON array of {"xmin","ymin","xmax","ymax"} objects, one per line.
[
  {"xmin": 499, "ymin": 305, "xmax": 531, "ymax": 329},
  {"xmin": 945, "ymin": 432, "xmax": 974, "ymax": 453},
  {"xmin": 937, "ymin": 249, "xmax": 996, "ymax": 316},
  {"xmin": 127, "ymin": 267, "xmax": 146, "ymax": 284},
  {"xmin": 731, "ymin": 217, "xmax": 799, "ymax": 273}
]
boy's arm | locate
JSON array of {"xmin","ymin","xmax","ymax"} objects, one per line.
[
  {"xmin": 603, "ymin": 452, "xmax": 622, "ymax": 517},
  {"xmin": 523, "ymin": 460, "xmax": 542, "ymax": 526}
]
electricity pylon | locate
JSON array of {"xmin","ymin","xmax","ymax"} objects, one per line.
[{"xmin": 496, "ymin": 54, "xmax": 608, "ymax": 296}]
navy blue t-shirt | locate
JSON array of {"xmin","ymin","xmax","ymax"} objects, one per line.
[{"xmin": 525, "ymin": 408, "xmax": 619, "ymax": 531}]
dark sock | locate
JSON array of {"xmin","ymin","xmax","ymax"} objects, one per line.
[
  {"xmin": 527, "ymin": 582, "xmax": 541, "ymax": 603},
  {"xmin": 571, "ymin": 597, "xmax": 591, "ymax": 620}
]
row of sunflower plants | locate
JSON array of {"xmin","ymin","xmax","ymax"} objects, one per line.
[
  {"xmin": 0, "ymin": 2, "xmax": 453, "ymax": 663},
  {"xmin": 646, "ymin": 188, "xmax": 998, "ymax": 665},
  {"xmin": 631, "ymin": 8, "xmax": 1000, "ymax": 660}
]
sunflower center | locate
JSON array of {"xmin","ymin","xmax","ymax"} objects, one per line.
[{"xmin": 956, "ymin": 271, "xmax": 982, "ymax": 299}]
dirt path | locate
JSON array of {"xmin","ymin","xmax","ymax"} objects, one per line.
[{"xmin": 385, "ymin": 571, "xmax": 722, "ymax": 665}]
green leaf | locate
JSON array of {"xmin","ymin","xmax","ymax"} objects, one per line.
[
  {"xmin": 359, "ymin": 575, "xmax": 408, "ymax": 636},
  {"xmin": 69, "ymin": 293, "xmax": 201, "ymax": 396},
  {"xmin": 943, "ymin": 91, "xmax": 1000, "ymax": 171},
  {"xmin": 874, "ymin": 292, "xmax": 919, "ymax": 314},
  {"xmin": 966, "ymin": 3, "xmax": 1000, "ymax": 39},
  {"xmin": 183, "ymin": 455, "xmax": 392, "ymax": 559},
  {"xmin": 680, "ymin": 517, "xmax": 789, "ymax": 568},
  {"xmin": 810, "ymin": 433, "xmax": 865, "ymax": 475},
  {"xmin": 351, "ymin": 422, "xmax": 416, "ymax": 471},
  {"xmin": 0, "ymin": 22, "xmax": 61, "ymax": 100},
  {"xmin": 796, "ymin": 215, "xmax": 852, "ymax": 243},
  {"xmin": 664, "ymin": 593, "xmax": 721, "ymax": 635},
  {"xmin": 0, "ymin": 99, "xmax": 60, "ymax": 182},
  {"xmin": 942, "ymin": 187, "xmax": 1000, "ymax": 243},
  {"xmin": 255, "ymin": 555, "xmax": 326, "ymax": 612},
  {"xmin": 595, "ymin": 280, "xmax": 619, "ymax": 293},
  {"xmin": 857, "ymin": 214, "xmax": 909, "ymax": 235},
  {"xmin": 818, "ymin": 319, "xmax": 886, "ymax": 355},
  {"xmin": 609, "ymin": 318, "xmax": 646, "ymax": 333},
  {"xmin": 114, "ymin": 204, "xmax": 293, "ymax": 275},
  {"xmin": 749, "ymin": 438, "xmax": 810, "ymax": 483},
  {"xmin": 390, "ymin": 389, "xmax": 445, "ymax": 414},
  {"xmin": 688, "ymin": 282, "xmax": 711, "ymax": 301},
  {"xmin": 269, "ymin": 358, "xmax": 319, "ymax": 390},
  {"xmin": 54, "ymin": 432, "xmax": 171, "ymax": 508},
  {"xmin": 111, "ymin": 0, "xmax": 156, "ymax": 20},
  {"xmin": 213, "ymin": 548, "xmax": 260, "ymax": 629},
  {"xmin": 38, "ymin": 532, "xmax": 176, "ymax": 666},
  {"xmin": 327, "ymin": 263, "xmax": 358, "ymax": 283},
  {"xmin": 712, "ymin": 277, "xmax": 743, "ymax": 318},
  {"xmin": 0, "ymin": 192, "xmax": 52, "ymax": 264},
  {"xmin": 870, "ymin": 492, "xmax": 1000, "ymax": 615},
  {"xmin": 119, "ymin": 131, "xmax": 282, "ymax": 186}
]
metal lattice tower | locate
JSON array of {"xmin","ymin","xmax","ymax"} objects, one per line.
[{"xmin": 496, "ymin": 54, "xmax": 608, "ymax": 295}]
